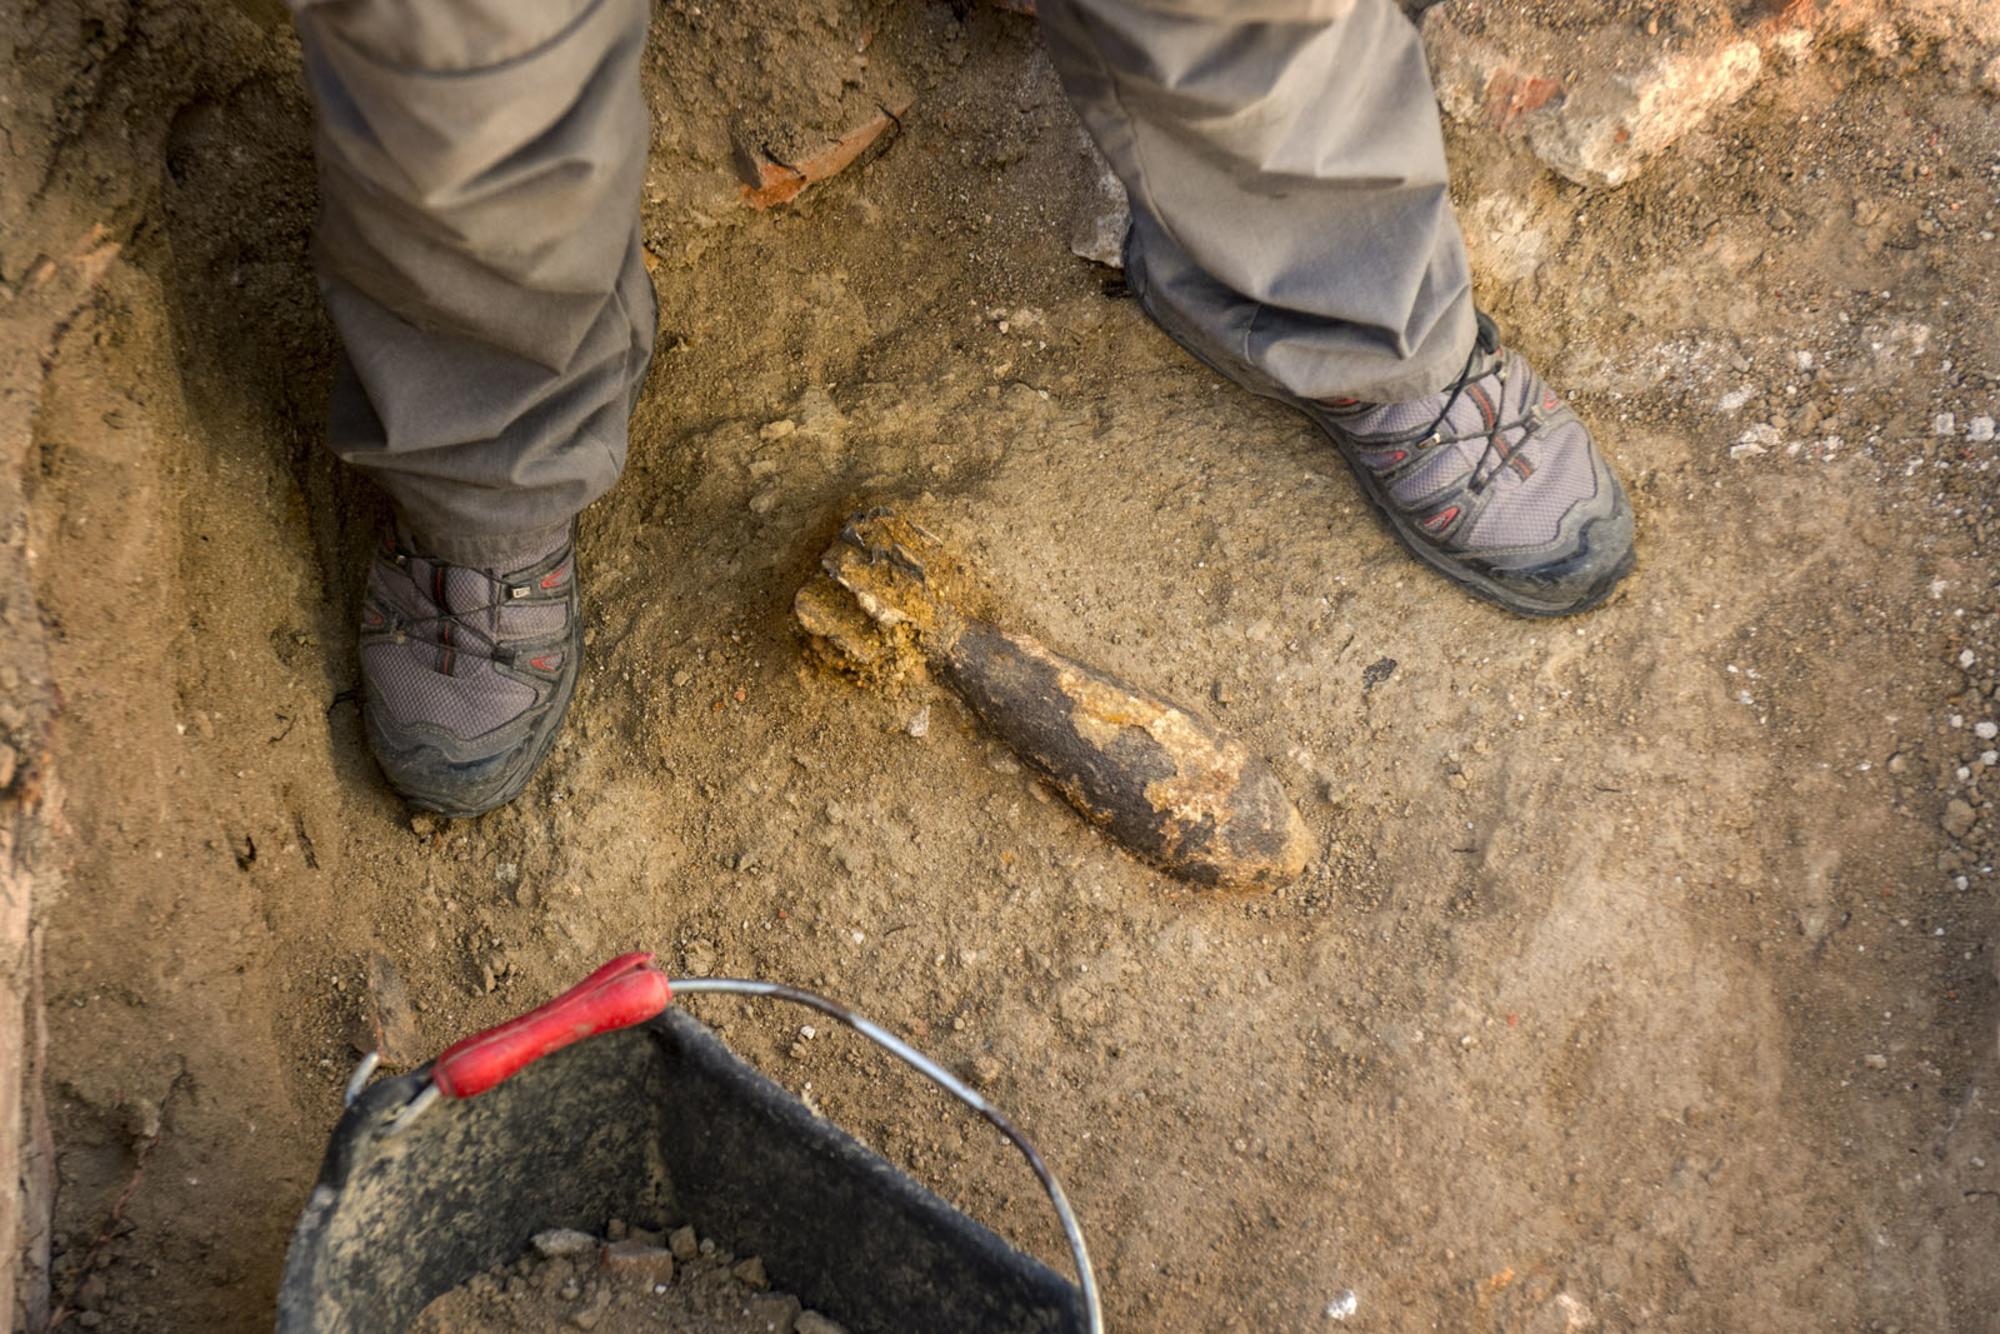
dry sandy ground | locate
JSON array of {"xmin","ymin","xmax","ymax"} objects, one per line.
[{"xmin": 14, "ymin": 0, "xmax": 2000, "ymax": 1329}]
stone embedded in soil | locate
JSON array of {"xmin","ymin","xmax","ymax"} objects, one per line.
[
  {"xmin": 669, "ymin": 1225, "xmax": 699, "ymax": 1261},
  {"xmin": 1423, "ymin": 1, "xmax": 2000, "ymax": 186},
  {"xmin": 1426, "ymin": 10, "xmax": 1765, "ymax": 186},
  {"xmin": 1067, "ymin": 135, "xmax": 1129, "ymax": 268}
]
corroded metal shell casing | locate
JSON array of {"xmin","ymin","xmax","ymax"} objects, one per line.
[{"xmin": 795, "ymin": 510, "xmax": 1313, "ymax": 890}]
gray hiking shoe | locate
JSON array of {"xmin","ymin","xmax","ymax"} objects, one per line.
[
  {"xmin": 1303, "ymin": 313, "xmax": 1635, "ymax": 617},
  {"xmin": 358, "ymin": 525, "xmax": 582, "ymax": 817}
]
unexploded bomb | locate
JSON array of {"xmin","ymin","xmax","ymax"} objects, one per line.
[{"xmin": 795, "ymin": 509, "xmax": 1313, "ymax": 890}]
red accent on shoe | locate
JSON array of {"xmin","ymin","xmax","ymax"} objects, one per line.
[
  {"xmin": 529, "ymin": 655, "xmax": 558, "ymax": 672},
  {"xmin": 1328, "ymin": 397, "xmax": 1361, "ymax": 407},
  {"xmin": 1424, "ymin": 505, "xmax": 1460, "ymax": 532},
  {"xmin": 540, "ymin": 566, "xmax": 568, "ymax": 590},
  {"xmin": 1542, "ymin": 392, "xmax": 1560, "ymax": 411}
]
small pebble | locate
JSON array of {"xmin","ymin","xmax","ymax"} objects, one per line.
[
  {"xmin": 759, "ymin": 419, "xmax": 796, "ymax": 441},
  {"xmin": 905, "ymin": 705, "xmax": 930, "ymax": 739},
  {"xmin": 1944, "ymin": 799, "xmax": 1977, "ymax": 839},
  {"xmin": 1863, "ymin": 1053, "xmax": 1888, "ymax": 1070},
  {"xmin": 668, "ymin": 1225, "xmax": 699, "ymax": 1261},
  {"xmin": 532, "ymin": 1228, "xmax": 598, "ymax": 1259},
  {"xmin": 1971, "ymin": 416, "xmax": 1997, "ymax": 443},
  {"xmin": 1934, "ymin": 412, "xmax": 1958, "ymax": 437},
  {"xmin": 1975, "ymin": 721, "xmax": 1996, "ymax": 740},
  {"xmin": 1325, "ymin": 1290, "xmax": 1359, "ymax": 1320},
  {"xmin": 601, "ymin": 1239, "xmax": 675, "ymax": 1283}
]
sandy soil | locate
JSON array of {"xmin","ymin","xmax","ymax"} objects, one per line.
[{"xmin": 12, "ymin": 0, "xmax": 2000, "ymax": 1330}]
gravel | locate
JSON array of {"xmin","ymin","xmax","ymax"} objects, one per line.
[{"xmin": 414, "ymin": 1225, "xmax": 850, "ymax": 1334}]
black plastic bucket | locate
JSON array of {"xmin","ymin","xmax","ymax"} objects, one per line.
[{"xmin": 278, "ymin": 1002, "xmax": 1091, "ymax": 1333}]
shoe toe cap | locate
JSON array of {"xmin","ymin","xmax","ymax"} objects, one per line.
[{"xmin": 1485, "ymin": 478, "xmax": 1636, "ymax": 616}]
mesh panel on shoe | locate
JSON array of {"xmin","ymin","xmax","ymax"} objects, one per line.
[
  {"xmin": 362, "ymin": 530, "xmax": 571, "ymax": 743},
  {"xmin": 364, "ymin": 640, "xmax": 537, "ymax": 737},
  {"xmin": 440, "ymin": 562, "xmax": 568, "ymax": 642},
  {"xmin": 1387, "ymin": 447, "xmax": 1470, "ymax": 507},
  {"xmin": 1341, "ymin": 347, "xmax": 1598, "ymax": 552},
  {"xmin": 1463, "ymin": 416, "xmax": 1596, "ymax": 550}
]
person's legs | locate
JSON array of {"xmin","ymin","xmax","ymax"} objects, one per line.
[
  {"xmin": 1040, "ymin": 0, "xmax": 1636, "ymax": 616},
  {"xmin": 295, "ymin": 0, "xmax": 655, "ymax": 813},
  {"xmin": 299, "ymin": 0, "xmax": 655, "ymax": 563},
  {"xmin": 1038, "ymin": 0, "xmax": 1474, "ymax": 404}
]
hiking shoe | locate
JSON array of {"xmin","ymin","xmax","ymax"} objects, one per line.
[
  {"xmin": 1303, "ymin": 313, "xmax": 1635, "ymax": 617},
  {"xmin": 358, "ymin": 525, "xmax": 582, "ymax": 817}
]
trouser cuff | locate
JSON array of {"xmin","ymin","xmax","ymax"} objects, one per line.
[{"xmin": 402, "ymin": 515, "xmax": 574, "ymax": 570}]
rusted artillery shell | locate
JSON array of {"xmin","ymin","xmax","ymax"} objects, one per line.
[{"xmin": 795, "ymin": 510, "xmax": 1313, "ymax": 889}]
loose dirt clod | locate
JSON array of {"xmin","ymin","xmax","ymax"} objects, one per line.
[
  {"xmin": 363, "ymin": 950, "xmax": 424, "ymax": 1069},
  {"xmin": 797, "ymin": 509, "xmax": 1314, "ymax": 888}
]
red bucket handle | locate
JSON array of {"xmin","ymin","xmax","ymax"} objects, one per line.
[{"xmin": 431, "ymin": 951, "xmax": 673, "ymax": 1099}]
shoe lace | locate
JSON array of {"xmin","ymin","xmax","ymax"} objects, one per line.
[
  {"xmin": 1383, "ymin": 315, "xmax": 1540, "ymax": 497},
  {"xmin": 383, "ymin": 562, "xmax": 536, "ymax": 670}
]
